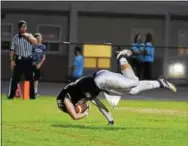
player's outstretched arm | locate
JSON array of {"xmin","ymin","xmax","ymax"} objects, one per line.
[
  {"xmin": 91, "ymin": 97, "xmax": 114, "ymax": 125},
  {"xmin": 64, "ymin": 98, "xmax": 88, "ymax": 120}
]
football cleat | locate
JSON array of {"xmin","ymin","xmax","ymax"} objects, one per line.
[
  {"xmin": 158, "ymin": 76, "xmax": 177, "ymax": 93},
  {"xmin": 108, "ymin": 120, "xmax": 114, "ymax": 126},
  {"xmin": 116, "ymin": 49, "xmax": 132, "ymax": 60}
]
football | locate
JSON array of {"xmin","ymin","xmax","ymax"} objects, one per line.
[{"xmin": 75, "ymin": 102, "xmax": 88, "ymax": 113}]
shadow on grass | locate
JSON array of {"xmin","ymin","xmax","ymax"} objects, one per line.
[
  {"xmin": 51, "ymin": 124, "xmax": 164, "ymax": 131},
  {"xmin": 51, "ymin": 124, "xmax": 125, "ymax": 131}
]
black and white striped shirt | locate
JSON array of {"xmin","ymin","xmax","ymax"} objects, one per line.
[{"xmin": 10, "ymin": 34, "xmax": 33, "ymax": 57}]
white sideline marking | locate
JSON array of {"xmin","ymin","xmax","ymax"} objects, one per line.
[{"xmin": 115, "ymin": 107, "xmax": 188, "ymax": 116}]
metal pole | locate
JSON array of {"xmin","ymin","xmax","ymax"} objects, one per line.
[
  {"xmin": 68, "ymin": 4, "xmax": 78, "ymax": 77},
  {"xmin": 63, "ymin": 41, "xmax": 185, "ymax": 49},
  {"xmin": 163, "ymin": 12, "xmax": 170, "ymax": 77}
]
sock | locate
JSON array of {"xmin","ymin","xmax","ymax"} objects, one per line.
[
  {"xmin": 91, "ymin": 99, "xmax": 114, "ymax": 122},
  {"xmin": 100, "ymin": 108, "xmax": 114, "ymax": 122},
  {"xmin": 119, "ymin": 57, "xmax": 138, "ymax": 80},
  {"xmin": 35, "ymin": 87, "xmax": 38, "ymax": 94},
  {"xmin": 129, "ymin": 80, "xmax": 160, "ymax": 95}
]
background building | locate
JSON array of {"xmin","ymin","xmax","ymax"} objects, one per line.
[{"xmin": 1, "ymin": 1, "xmax": 188, "ymax": 83}]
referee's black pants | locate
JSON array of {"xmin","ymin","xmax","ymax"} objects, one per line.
[{"xmin": 8, "ymin": 56, "xmax": 35, "ymax": 99}]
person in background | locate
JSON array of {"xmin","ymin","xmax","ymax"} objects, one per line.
[
  {"xmin": 8, "ymin": 20, "xmax": 37, "ymax": 99},
  {"xmin": 32, "ymin": 33, "xmax": 46, "ymax": 96},
  {"xmin": 72, "ymin": 46, "xmax": 84, "ymax": 81},
  {"xmin": 131, "ymin": 34, "xmax": 145, "ymax": 79},
  {"xmin": 143, "ymin": 33, "xmax": 155, "ymax": 80}
]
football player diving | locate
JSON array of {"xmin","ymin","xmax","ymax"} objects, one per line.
[{"xmin": 56, "ymin": 49, "xmax": 177, "ymax": 125}]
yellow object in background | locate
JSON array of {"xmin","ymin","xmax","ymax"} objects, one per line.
[
  {"xmin": 84, "ymin": 44, "xmax": 112, "ymax": 57},
  {"xmin": 98, "ymin": 58, "xmax": 111, "ymax": 68},
  {"xmin": 84, "ymin": 58, "xmax": 97, "ymax": 68},
  {"xmin": 83, "ymin": 44, "xmax": 112, "ymax": 68}
]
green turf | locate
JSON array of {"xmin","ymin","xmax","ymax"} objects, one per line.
[{"xmin": 2, "ymin": 95, "xmax": 188, "ymax": 146}]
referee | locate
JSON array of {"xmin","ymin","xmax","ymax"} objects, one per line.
[{"xmin": 8, "ymin": 20, "xmax": 38, "ymax": 99}]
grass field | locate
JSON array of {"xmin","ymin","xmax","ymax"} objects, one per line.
[{"xmin": 2, "ymin": 95, "xmax": 188, "ymax": 146}]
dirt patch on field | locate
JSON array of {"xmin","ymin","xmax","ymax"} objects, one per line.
[{"xmin": 116, "ymin": 107, "xmax": 188, "ymax": 116}]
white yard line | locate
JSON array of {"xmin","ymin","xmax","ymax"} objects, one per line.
[{"xmin": 115, "ymin": 107, "xmax": 188, "ymax": 116}]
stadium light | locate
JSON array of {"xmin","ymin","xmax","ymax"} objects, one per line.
[{"xmin": 168, "ymin": 62, "xmax": 186, "ymax": 78}]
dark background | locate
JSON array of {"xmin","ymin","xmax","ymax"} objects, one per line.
[{"xmin": 1, "ymin": 1, "xmax": 188, "ymax": 82}]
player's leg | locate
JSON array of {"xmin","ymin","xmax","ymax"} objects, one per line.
[
  {"xmin": 94, "ymin": 50, "xmax": 139, "ymax": 94},
  {"xmin": 116, "ymin": 49, "xmax": 176, "ymax": 94},
  {"xmin": 129, "ymin": 76, "xmax": 177, "ymax": 95},
  {"xmin": 91, "ymin": 97, "xmax": 114, "ymax": 125},
  {"xmin": 34, "ymin": 66, "xmax": 40, "ymax": 96},
  {"xmin": 34, "ymin": 81, "xmax": 38, "ymax": 94},
  {"xmin": 116, "ymin": 49, "xmax": 138, "ymax": 80},
  {"xmin": 94, "ymin": 70, "xmax": 138, "ymax": 94}
]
